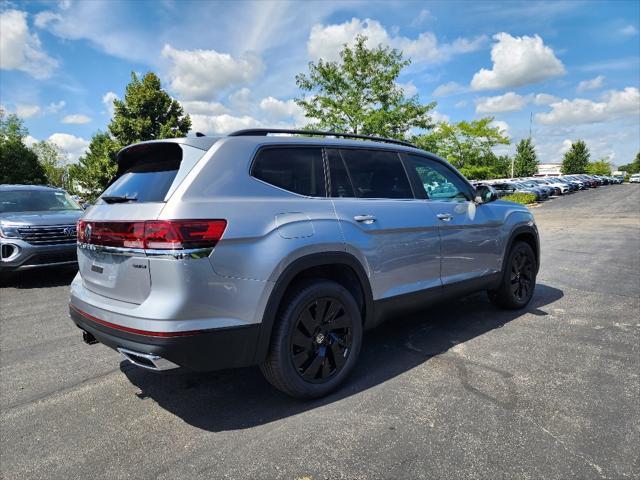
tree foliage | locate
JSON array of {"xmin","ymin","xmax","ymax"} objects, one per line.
[
  {"xmin": 561, "ymin": 140, "xmax": 590, "ymax": 174},
  {"xmin": 31, "ymin": 140, "xmax": 67, "ymax": 187},
  {"xmin": 296, "ymin": 36, "xmax": 435, "ymax": 139},
  {"xmin": 586, "ymin": 158, "xmax": 613, "ymax": 175},
  {"xmin": 109, "ymin": 72, "xmax": 191, "ymax": 145},
  {"xmin": 513, "ymin": 138, "xmax": 538, "ymax": 177},
  {"xmin": 413, "ymin": 118, "xmax": 510, "ymax": 172},
  {"xmin": 69, "ymin": 132, "xmax": 119, "ymax": 200},
  {"xmin": 70, "ymin": 72, "xmax": 191, "ymax": 199},
  {"xmin": 0, "ymin": 109, "xmax": 46, "ymax": 185},
  {"xmin": 618, "ymin": 152, "xmax": 640, "ymax": 174}
]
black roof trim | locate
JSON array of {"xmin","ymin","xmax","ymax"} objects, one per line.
[{"xmin": 228, "ymin": 128, "xmax": 416, "ymax": 148}]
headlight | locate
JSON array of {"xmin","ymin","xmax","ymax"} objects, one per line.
[{"xmin": 0, "ymin": 224, "xmax": 21, "ymax": 239}]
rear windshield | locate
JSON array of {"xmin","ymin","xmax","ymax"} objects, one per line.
[
  {"xmin": 0, "ymin": 190, "xmax": 82, "ymax": 213},
  {"xmin": 102, "ymin": 143, "xmax": 205, "ymax": 203}
]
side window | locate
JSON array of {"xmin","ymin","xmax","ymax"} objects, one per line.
[
  {"xmin": 404, "ymin": 154, "xmax": 470, "ymax": 201},
  {"xmin": 252, "ymin": 147, "xmax": 326, "ymax": 197},
  {"xmin": 326, "ymin": 148, "xmax": 355, "ymax": 197},
  {"xmin": 339, "ymin": 149, "xmax": 413, "ymax": 199}
]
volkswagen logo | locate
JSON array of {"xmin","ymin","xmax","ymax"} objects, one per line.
[
  {"xmin": 84, "ymin": 223, "xmax": 92, "ymax": 242},
  {"xmin": 63, "ymin": 226, "xmax": 77, "ymax": 238}
]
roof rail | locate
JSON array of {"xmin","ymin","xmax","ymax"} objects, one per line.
[{"xmin": 228, "ymin": 128, "xmax": 417, "ymax": 148}]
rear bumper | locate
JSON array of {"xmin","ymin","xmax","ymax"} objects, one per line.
[{"xmin": 69, "ymin": 304, "xmax": 261, "ymax": 372}]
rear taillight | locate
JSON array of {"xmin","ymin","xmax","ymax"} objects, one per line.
[{"xmin": 77, "ymin": 220, "xmax": 226, "ymax": 250}]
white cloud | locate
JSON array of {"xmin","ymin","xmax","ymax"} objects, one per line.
[
  {"xmin": 15, "ymin": 104, "xmax": 41, "ymax": 118},
  {"xmin": 47, "ymin": 133, "xmax": 90, "ymax": 163},
  {"xmin": 228, "ymin": 88, "xmax": 253, "ymax": 113},
  {"xmin": 534, "ymin": 93, "xmax": 559, "ymax": 105},
  {"xmin": 397, "ymin": 81, "xmax": 418, "ymax": 97},
  {"xmin": 0, "ymin": 9, "xmax": 58, "ymax": 79},
  {"xmin": 10, "ymin": 100, "xmax": 65, "ymax": 119},
  {"xmin": 431, "ymin": 110, "xmax": 450, "ymax": 123},
  {"xmin": 433, "ymin": 81, "xmax": 465, "ymax": 97},
  {"xmin": 307, "ymin": 18, "xmax": 486, "ymax": 63},
  {"xmin": 102, "ymin": 91, "xmax": 118, "ymax": 116},
  {"xmin": 62, "ymin": 114, "xmax": 92, "ymax": 124},
  {"xmin": 535, "ymin": 87, "xmax": 640, "ymax": 125},
  {"xmin": 162, "ymin": 44, "xmax": 264, "ymax": 101},
  {"xmin": 471, "ymin": 33, "xmax": 565, "ymax": 90},
  {"xmin": 190, "ymin": 114, "xmax": 263, "ymax": 135},
  {"xmin": 490, "ymin": 120, "xmax": 510, "ymax": 136},
  {"xmin": 181, "ymin": 101, "xmax": 229, "ymax": 116},
  {"xmin": 620, "ymin": 25, "xmax": 638, "ymax": 36},
  {"xmin": 24, "ymin": 135, "xmax": 38, "ymax": 147},
  {"xmin": 577, "ymin": 75, "xmax": 605, "ymax": 93},
  {"xmin": 454, "ymin": 100, "xmax": 467, "ymax": 108},
  {"xmin": 259, "ymin": 97, "xmax": 306, "ymax": 124},
  {"xmin": 475, "ymin": 92, "xmax": 528, "ymax": 113},
  {"xmin": 410, "ymin": 9, "xmax": 432, "ymax": 28}
]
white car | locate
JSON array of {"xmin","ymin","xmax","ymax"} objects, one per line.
[{"xmin": 629, "ymin": 174, "xmax": 640, "ymax": 183}]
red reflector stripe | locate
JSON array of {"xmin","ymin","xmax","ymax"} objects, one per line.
[{"xmin": 69, "ymin": 304, "xmax": 205, "ymax": 338}]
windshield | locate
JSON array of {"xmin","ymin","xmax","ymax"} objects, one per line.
[{"xmin": 0, "ymin": 190, "xmax": 82, "ymax": 213}]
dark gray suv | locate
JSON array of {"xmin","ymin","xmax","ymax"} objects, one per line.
[
  {"xmin": 0, "ymin": 184, "xmax": 83, "ymax": 272},
  {"xmin": 69, "ymin": 129, "xmax": 540, "ymax": 398}
]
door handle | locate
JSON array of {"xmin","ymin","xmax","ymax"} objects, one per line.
[
  {"xmin": 354, "ymin": 214, "xmax": 376, "ymax": 224},
  {"xmin": 437, "ymin": 213, "xmax": 453, "ymax": 222}
]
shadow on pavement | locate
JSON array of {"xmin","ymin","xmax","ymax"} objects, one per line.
[
  {"xmin": 122, "ymin": 283, "xmax": 563, "ymax": 432},
  {"xmin": 0, "ymin": 266, "xmax": 77, "ymax": 289}
]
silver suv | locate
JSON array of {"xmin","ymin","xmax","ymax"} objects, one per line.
[{"xmin": 69, "ymin": 129, "xmax": 539, "ymax": 398}]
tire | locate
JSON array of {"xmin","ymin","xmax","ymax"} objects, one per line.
[
  {"xmin": 260, "ymin": 280, "xmax": 363, "ymax": 399},
  {"xmin": 488, "ymin": 241, "xmax": 537, "ymax": 310}
]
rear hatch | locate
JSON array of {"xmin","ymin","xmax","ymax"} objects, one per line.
[{"xmin": 78, "ymin": 141, "xmax": 207, "ymax": 304}]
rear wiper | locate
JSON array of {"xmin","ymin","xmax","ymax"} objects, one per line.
[{"xmin": 101, "ymin": 195, "xmax": 138, "ymax": 204}]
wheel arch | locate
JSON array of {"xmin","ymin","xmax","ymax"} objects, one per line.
[
  {"xmin": 253, "ymin": 252, "xmax": 374, "ymax": 364},
  {"xmin": 505, "ymin": 225, "xmax": 540, "ymax": 273}
]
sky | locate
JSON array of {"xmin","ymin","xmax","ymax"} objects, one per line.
[{"xmin": 1, "ymin": 0, "xmax": 639, "ymax": 167}]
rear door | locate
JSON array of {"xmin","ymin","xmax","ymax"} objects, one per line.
[
  {"xmin": 78, "ymin": 142, "xmax": 206, "ymax": 304},
  {"xmin": 402, "ymin": 154, "xmax": 503, "ymax": 286},
  {"xmin": 328, "ymin": 148, "xmax": 441, "ymax": 300}
]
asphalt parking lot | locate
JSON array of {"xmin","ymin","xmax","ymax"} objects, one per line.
[{"xmin": 1, "ymin": 185, "xmax": 639, "ymax": 480}]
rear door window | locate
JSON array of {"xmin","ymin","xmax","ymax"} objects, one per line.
[
  {"xmin": 338, "ymin": 149, "xmax": 413, "ymax": 199},
  {"xmin": 252, "ymin": 147, "xmax": 325, "ymax": 197},
  {"xmin": 102, "ymin": 143, "xmax": 205, "ymax": 203}
]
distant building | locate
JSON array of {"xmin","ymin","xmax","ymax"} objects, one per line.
[{"xmin": 537, "ymin": 163, "xmax": 562, "ymax": 176}]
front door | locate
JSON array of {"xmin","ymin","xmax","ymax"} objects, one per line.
[{"xmin": 402, "ymin": 154, "xmax": 503, "ymax": 286}]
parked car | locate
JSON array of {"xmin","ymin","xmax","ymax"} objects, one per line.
[
  {"xmin": 492, "ymin": 182, "xmax": 538, "ymax": 199},
  {"xmin": 630, "ymin": 174, "xmax": 640, "ymax": 183},
  {"xmin": 0, "ymin": 185, "xmax": 83, "ymax": 272},
  {"xmin": 519, "ymin": 180, "xmax": 552, "ymax": 199},
  {"xmin": 68, "ymin": 129, "xmax": 540, "ymax": 399}
]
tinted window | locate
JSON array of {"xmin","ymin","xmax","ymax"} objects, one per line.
[
  {"xmin": 404, "ymin": 154, "xmax": 470, "ymax": 200},
  {"xmin": 103, "ymin": 143, "xmax": 204, "ymax": 203},
  {"xmin": 326, "ymin": 149, "xmax": 355, "ymax": 197},
  {"xmin": 252, "ymin": 147, "xmax": 325, "ymax": 197},
  {"xmin": 0, "ymin": 190, "xmax": 81, "ymax": 213},
  {"xmin": 339, "ymin": 149, "xmax": 413, "ymax": 199}
]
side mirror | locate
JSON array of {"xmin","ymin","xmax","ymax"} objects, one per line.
[{"xmin": 474, "ymin": 185, "xmax": 498, "ymax": 204}]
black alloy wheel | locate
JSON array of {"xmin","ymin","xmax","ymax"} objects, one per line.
[
  {"xmin": 289, "ymin": 297, "xmax": 353, "ymax": 383},
  {"xmin": 510, "ymin": 250, "xmax": 534, "ymax": 302}
]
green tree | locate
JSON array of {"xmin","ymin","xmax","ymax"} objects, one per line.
[
  {"xmin": 618, "ymin": 152, "xmax": 640, "ymax": 174},
  {"xmin": 70, "ymin": 72, "xmax": 191, "ymax": 199},
  {"xmin": 296, "ymin": 35, "xmax": 435, "ymax": 138},
  {"xmin": 414, "ymin": 117, "xmax": 510, "ymax": 170},
  {"xmin": 586, "ymin": 157, "xmax": 613, "ymax": 175},
  {"xmin": 561, "ymin": 140, "xmax": 590, "ymax": 174},
  {"xmin": 31, "ymin": 140, "xmax": 67, "ymax": 187},
  {"xmin": 0, "ymin": 109, "xmax": 46, "ymax": 185},
  {"xmin": 69, "ymin": 132, "xmax": 119, "ymax": 200},
  {"xmin": 109, "ymin": 72, "xmax": 191, "ymax": 145},
  {"xmin": 513, "ymin": 138, "xmax": 538, "ymax": 177}
]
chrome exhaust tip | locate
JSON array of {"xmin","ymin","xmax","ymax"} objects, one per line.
[{"xmin": 117, "ymin": 347, "xmax": 180, "ymax": 371}]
